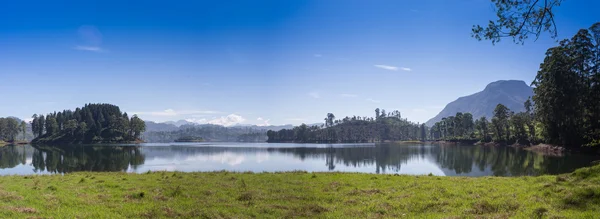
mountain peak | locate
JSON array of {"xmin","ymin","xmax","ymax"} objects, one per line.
[
  {"xmin": 484, "ymin": 80, "xmax": 528, "ymax": 90},
  {"xmin": 425, "ymin": 80, "xmax": 533, "ymax": 127}
]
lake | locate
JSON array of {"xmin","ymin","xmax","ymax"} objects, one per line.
[{"xmin": 0, "ymin": 142, "xmax": 598, "ymax": 176}]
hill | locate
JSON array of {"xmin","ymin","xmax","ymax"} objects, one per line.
[{"xmin": 425, "ymin": 80, "xmax": 533, "ymax": 127}]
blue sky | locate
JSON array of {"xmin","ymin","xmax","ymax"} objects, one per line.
[{"xmin": 1, "ymin": 0, "xmax": 599, "ymax": 126}]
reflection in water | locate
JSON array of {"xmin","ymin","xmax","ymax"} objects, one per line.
[
  {"xmin": 0, "ymin": 143, "xmax": 597, "ymax": 176},
  {"xmin": 30, "ymin": 145, "xmax": 144, "ymax": 174}
]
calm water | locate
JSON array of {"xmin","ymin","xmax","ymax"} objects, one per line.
[{"xmin": 0, "ymin": 143, "xmax": 598, "ymax": 176}]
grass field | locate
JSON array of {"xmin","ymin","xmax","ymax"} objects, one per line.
[{"xmin": 0, "ymin": 164, "xmax": 599, "ymax": 218}]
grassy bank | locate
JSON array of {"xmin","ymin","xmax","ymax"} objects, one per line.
[{"xmin": 1, "ymin": 166, "xmax": 600, "ymax": 218}]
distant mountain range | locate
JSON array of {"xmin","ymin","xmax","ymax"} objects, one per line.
[
  {"xmin": 144, "ymin": 120, "xmax": 296, "ymax": 133},
  {"xmin": 425, "ymin": 80, "xmax": 533, "ymax": 127}
]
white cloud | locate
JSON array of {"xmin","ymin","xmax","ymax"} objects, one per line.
[
  {"xmin": 185, "ymin": 118, "xmax": 207, "ymax": 124},
  {"xmin": 74, "ymin": 46, "xmax": 104, "ymax": 52},
  {"xmin": 257, "ymin": 117, "xmax": 264, "ymax": 121},
  {"xmin": 374, "ymin": 64, "xmax": 398, "ymax": 71},
  {"xmin": 256, "ymin": 118, "xmax": 271, "ymax": 126},
  {"xmin": 400, "ymin": 67, "xmax": 412, "ymax": 71},
  {"xmin": 366, "ymin": 98, "xmax": 381, "ymax": 103},
  {"xmin": 341, "ymin": 94, "xmax": 358, "ymax": 98},
  {"xmin": 208, "ymin": 114, "xmax": 246, "ymax": 126},
  {"xmin": 308, "ymin": 92, "xmax": 320, "ymax": 99},
  {"xmin": 314, "ymin": 54, "xmax": 323, "ymax": 58},
  {"xmin": 133, "ymin": 109, "xmax": 221, "ymax": 117}
]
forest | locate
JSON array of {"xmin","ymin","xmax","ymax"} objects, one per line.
[
  {"xmin": 31, "ymin": 103, "xmax": 146, "ymax": 144},
  {"xmin": 0, "ymin": 117, "xmax": 28, "ymax": 144},
  {"xmin": 143, "ymin": 124, "xmax": 268, "ymax": 142},
  {"xmin": 267, "ymin": 109, "xmax": 426, "ymax": 143},
  {"xmin": 434, "ymin": 23, "xmax": 600, "ymax": 149},
  {"xmin": 430, "ymin": 103, "xmax": 534, "ymax": 144}
]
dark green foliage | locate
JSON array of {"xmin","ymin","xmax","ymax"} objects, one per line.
[
  {"xmin": 267, "ymin": 109, "xmax": 425, "ymax": 143},
  {"xmin": 472, "ymin": 0, "xmax": 563, "ymax": 44},
  {"xmin": 31, "ymin": 103, "xmax": 145, "ymax": 144},
  {"xmin": 434, "ymin": 103, "xmax": 535, "ymax": 144},
  {"xmin": 532, "ymin": 23, "xmax": 600, "ymax": 147},
  {"xmin": 431, "ymin": 112, "xmax": 476, "ymax": 141}
]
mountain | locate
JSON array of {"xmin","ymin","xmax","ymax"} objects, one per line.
[
  {"xmin": 164, "ymin": 120, "xmax": 195, "ymax": 127},
  {"xmin": 232, "ymin": 124, "xmax": 295, "ymax": 131},
  {"xmin": 144, "ymin": 121, "xmax": 179, "ymax": 132},
  {"xmin": 425, "ymin": 80, "xmax": 533, "ymax": 127}
]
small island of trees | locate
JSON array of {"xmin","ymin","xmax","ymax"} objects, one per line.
[
  {"xmin": 31, "ymin": 103, "xmax": 146, "ymax": 144},
  {"xmin": 174, "ymin": 136, "xmax": 205, "ymax": 142},
  {"xmin": 267, "ymin": 109, "xmax": 425, "ymax": 143}
]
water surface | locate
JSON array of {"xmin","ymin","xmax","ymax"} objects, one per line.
[{"xmin": 0, "ymin": 142, "xmax": 598, "ymax": 176}]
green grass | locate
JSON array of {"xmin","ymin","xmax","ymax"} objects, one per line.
[{"xmin": 1, "ymin": 165, "xmax": 600, "ymax": 218}]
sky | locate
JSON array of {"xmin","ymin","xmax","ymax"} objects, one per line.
[{"xmin": 1, "ymin": 0, "xmax": 599, "ymax": 126}]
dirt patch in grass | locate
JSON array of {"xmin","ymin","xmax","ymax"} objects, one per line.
[
  {"xmin": 0, "ymin": 190, "xmax": 23, "ymax": 201},
  {"xmin": 468, "ymin": 200, "xmax": 519, "ymax": 215},
  {"xmin": 287, "ymin": 204, "xmax": 328, "ymax": 217},
  {"xmin": 5, "ymin": 206, "xmax": 38, "ymax": 214}
]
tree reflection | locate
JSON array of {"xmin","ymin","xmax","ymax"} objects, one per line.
[
  {"xmin": 31, "ymin": 145, "xmax": 145, "ymax": 173},
  {"xmin": 0, "ymin": 146, "xmax": 31, "ymax": 169},
  {"xmin": 1, "ymin": 144, "xmax": 596, "ymax": 176}
]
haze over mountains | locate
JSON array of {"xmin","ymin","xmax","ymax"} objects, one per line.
[
  {"xmin": 425, "ymin": 80, "xmax": 533, "ymax": 127},
  {"xmin": 144, "ymin": 120, "xmax": 296, "ymax": 132}
]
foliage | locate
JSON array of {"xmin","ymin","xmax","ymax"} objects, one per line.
[
  {"xmin": 430, "ymin": 112, "xmax": 476, "ymax": 141},
  {"xmin": 31, "ymin": 103, "xmax": 145, "ymax": 144},
  {"xmin": 0, "ymin": 117, "xmax": 26, "ymax": 142},
  {"xmin": 472, "ymin": 0, "xmax": 563, "ymax": 44},
  {"xmin": 532, "ymin": 23, "xmax": 600, "ymax": 147},
  {"xmin": 267, "ymin": 109, "xmax": 424, "ymax": 143},
  {"xmin": 0, "ymin": 164, "xmax": 600, "ymax": 218}
]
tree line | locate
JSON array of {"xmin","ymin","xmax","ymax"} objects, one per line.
[
  {"xmin": 267, "ymin": 109, "xmax": 426, "ymax": 143},
  {"xmin": 31, "ymin": 103, "xmax": 146, "ymax": 144},
  {"xmin": 0, "ymin": 117, "xmax": 27, "ymax": 143},
  {"xmin": 430, "ymin": 102, "xmax": 535, "ymax": 144}
]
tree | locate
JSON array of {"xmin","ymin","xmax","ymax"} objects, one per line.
[
  {"xmin": 476, "ymin": 117, "xmax": 491, "ymax": 142},
  {"xmin": 511, "ymin": 112, "xmax": 529, "ymax": 142},
  {"xmin": 524, "ymin": 98, "xmax": 536, "ymax": 141},
  {"xmin": 326, "ymin": 113, "xmax": 335, "ymax": 127},
  {"xmin": 493, "ymin": 104, "xmax": 511, "ymax": 141},
  {"xmin": 19, "ymin": 121, "xmax": 27, "ymax": 141},
  {"xmin": 532, "ymin": 30, "xmax": 593, "ymax": 146},
  {"xmin": 472, "ymin": 0, "xmax": 563, "ymax": 44},
  {"xmin": 64, "ymin": 120, "xmax": 78, "ymax": 136},
  {"xmin": 45, "ymin": 117, "xmax": 59, "ymax": 136},
  {"xmin": 420, "ymin": 124, "xmax": 427, "ymax": 141},
  {"xmin": 37, "ymin": 115, "xmax": 45, "ymax": 137},
  {"xmin": 462, "ymin": 113, "xmax": 474, "ymax": 137},
  {"xmin": 455, "ymin": 112, "xmax": 464, "ymax": 136},
  {"xmin": 130, "ymin": 115, "xmax": 146, "ymax": 140},
  {"xmin": 31, "ymin": 114, "xmax": 38, "ymax": 138}
]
